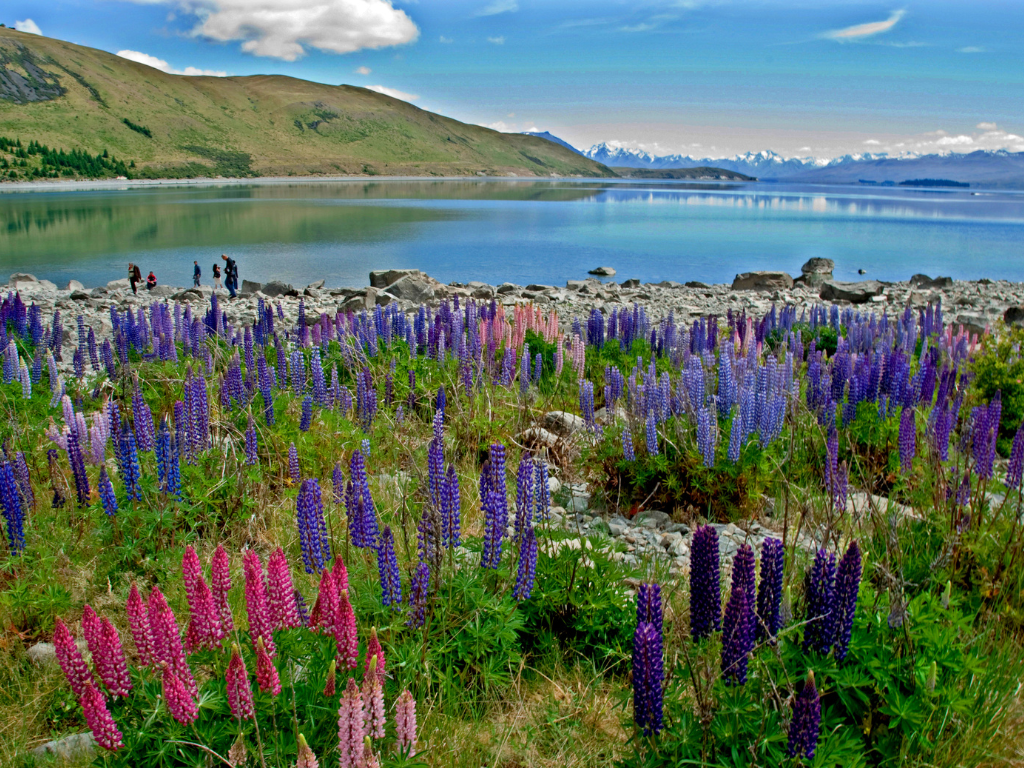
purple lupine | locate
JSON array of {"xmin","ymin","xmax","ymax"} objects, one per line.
[
  {"xmin": 480, "ymin": 444, "xmax": 508, "ymax": 569},
  {"xmin": 297, "ymin": 478, "xmax": 331, "ymax": 574},
  {"xmin": 512, "ymin": 525, "xmax": 538, "ymax": 601},
  {"xmin": 1007, "ymin": 422, "xmax": 1024, "ymax": 490},
  {"xmin": 645, "ymin": 414, "xmax": 658, "ymax": 456},
  {"xmin": 622, "ymin": 427, "xmax": 636, "ymax": 461},
  {"xmin": 514, "ymin": 456, "xmax": 534, "ymax": 543},
  {"xmin": 348, "ymin": 450, "xmax": 378, "ymax": 548},
  {"xmin": 406, "ymin": 561, "xmax": 430, "ymax": 628},
  {"xmin": 0, "ymin": 461, "xmax": 26, "ymax": 555},
  {"xmin": 118, "ymin": 426, "xmax": 143, "ymax": 502},
  {"xmin": 803, "ymin": 549, "xmax": 837, "ymax": 655},
  {"xmin": 376, "ymin": 526, "xmax": 402, "ymax": 609},
  {"xmin": 721, "ymin": 544, "xmax": 756, "ymax": 685},
  {"xmin": 755, "ymin": 537, "xmax": 784, "ymax": 644},
  {"xmin": 689, "ymin": 525, "xmax": 721, "ymax": 641},
  {"xmin": 300, "ymin": 395, "xmax": 313, "ymax": 432},
  {"xmin": 132, "ymin": 383, "xmax": 155, "ymax": 452},
  {"xmin": 697, "ymin": 405, "xmax": 716, "ymax": 467},
  {"xmin": 974, "ymin": 392, "xmax": 1001, "ymax": 480},
  {"xmin": 98, "ymin": 466, "xmax": 118, "ymax": 517},
  {"xmin": 632, "ymin": 583, "xmax": 663, "ymax": 736},
  {"xmin": 244, "ymin": 417, "xmax": 258, "ymax": 466},
  {"xmin": 899, "ymin": 407, "xmax": 916, "ymax": 473},
  {"xmin": 288, "ymin": 442, "xmax": 301, "ymax": 484},
  {"xmin": 66, "ymin": 429, "xmax": 90, "ymax": 508},
  {"xmin": 787, "ymin": 671, "xmax": 822, "ymax": 760},
  {"xmin": 442, "ymin": 464, "xmax": 461, "ymax": 548},
  {"xmin": 833, "ymin": 541, "xmax": 862, "ymax": 662},
  {"xmin": 12, "ymin": 452, "xmax": 33, "ymax": 511}
]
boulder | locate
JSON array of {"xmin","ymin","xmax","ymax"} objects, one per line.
[
  {"xmin": 90, "ymin": 286, "xmax": 109, "ymax": 298},
  {"xmin": 30, "ymin": 732, "xmax": 97, "ymax": 762},
  {"xmin": 387, "ymin": 274, "xmax": 436, "ymax": 303},
  {"xmin": 732, "ymin": 271, "xmax": 794, "ymax": 291},
  {"xmin": 565, "ymin": 280, "xmax": 588, "ymax": 291},
  {"xmin": 147, "ymin": 285, "xmax": 176, "ymax": 297},
  {"xmin": 65, "ymin": 279, "xmax": 85, "ymax": 292},
  {"xmin": 819, "ymin": 280, "xmax": 885, "ymax": 304},
  {"xmin": 520, "ymin": 427, "xmax": 559, "ymax": 449},
  {"xmin": 796, "ymin": 257, "xmax": 834, "ymax": 287},
  {"xmin": 369, "ymin": 269, "xmax": 423, "ymax": 289},
  {"xmin": 374, "ymin": 290, "xmax": 399, "ymax": 307},
  {"xmin": 467, "ymin": 281, "xmax": 494, "ymax": 299},
  {"xmin": 8, "ymin": 272, "xmax": 39, "ymax": 285},
  {"xmin": 496, "ymin": 282, "xmax": 519, "ymax": 296},
  {"xmin": 588, "ymin": 266, "xmax": 616, "ymax": 276},
  {"xmin": 620, "ymin": 278, "xmax": 641, "ymax": 289},
  {"xmin": 1004, "ymin": 306, "xmax": 1024, "ymax": 327},
  {"xmin": 170, "ymin": 288, "xmax": 204, "ymax": 302},
  {"xmin": 685, "ymin": 280, "xmax": 711, "ymax": 289},
  {"xmin": 657, "ymin": 280, "xmax": 684, "ymax": 289},
  {"xmin": 636, "ymin": 510, "xmax": 672, "ymax": 530},
  {"xmin": 262, "ymin": 280, "xmax": 298, "ymax": 298},
  {"xmin": 954, "ymin": 314, "xmax": 987, "ymax": 338},
  {"xmin": 107, "ymin": 278, "xmax": 131, "ymax": 290},
  {"xmin": 240, "ymin": 279, "xmax": 262, "ymax": 296},
  {"xmin": 544, "ymin": 411, "xmax": 587, "ymax": 436},
  {"xmin": 27, "ymin": 642, "xmax": 57, "ymax": 665},
  {"xmin": 307, "ymin": 279, "xmax": 326, "ymax": 290},
  {"xmin": 910, "ymin": 274, "xmax": 954, "ymax": 290},
  {"xmin": 10, "ymin": 273, "xmax": 56, "ymax": 293},
  {"xmin": 340, "ymin": 291, "xmax": 373, "ymax": 312},
  {"xmin": 70, "ymin": 290, "xmax": 91, "ymax": 301}
]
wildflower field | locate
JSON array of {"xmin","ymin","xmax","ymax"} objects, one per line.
[{"xmin": 0, "ymin": 291, "xmax": 1022, "ymax": 767}]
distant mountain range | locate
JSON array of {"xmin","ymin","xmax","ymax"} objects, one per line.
[{"xmin": 524, "ymin": 133, "xmax": 1024, "ymax": 188}]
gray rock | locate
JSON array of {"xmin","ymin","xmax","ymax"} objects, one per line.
[
  {"xmin": 567, "ymin": 491, "xmax": 591, "ymax": 514},
  {"xmin": 636, "ymin": 510, "xmax": 672, "ymax": 530},
  {"xmin": 340, "ymin": 291, "xmax": 373, "ymax": 312},
  {"xmin": 107, "ymin": 278, "xmax": 131, "ymax": 290},
  {"xmin": 8, "ymin": 272, "xmax": 39, "ymax": 285},
  {"xmin": 388, "ymin": 274, "xmax": 437, "ymax": 303},
  {"xmin": 307, "ymin": 279, "xmax": 326, "ymax": 290},
  {"xmin": 65, "ymin": 279, "xmax": 85, "ymax": 292},
  {"xmin": 608, "ymin": 520, "xmax": 628, "ymax": 537},
  {"xmin": 732, "ymin": 271, "xmax": 794, "ymax": 291},
  {"xmin": 685, "ymin": 280, "xmax": 711, "ymax": 289},
  {"xmin": 819, "ymin": 280, "xmax": 886, "ymax": 304},
  {"xmin": 1004, "ymin": 306, "xmax": 1024, "ymax": 327},
  {"xmin": 27, "ymin": 642, "xmax": 57, "ymax": 665},
  {"xmin": 797, "ymin": 258, "xmax": 834, "ymax": 287},
  {"xmin": 369, "ymin": 269, "xmax": 423, "ymax": 289},
  {"xmin": 589, "ymin": 266, "xmax": 616, "ymax": 276},
  {"xmin": 374, "ymin": 290, "xmax": 398, "ymax": 306},
  {"xmin": 468, "ymin": 281, "xmax": 495, "ymax": 299},
  {"xmin": 30, "ymin": 732, "xmax": 97, "ymax": 762},
  {"xmin": 262, "ymin": 280, "xmax": 298, "ymax": 298},
  {"xmin": 520, "ymin": 427, "xmax": 559, "ymax": 448},
  {"xmin": 664, "ymin": 522, "xmax": 690, "ymax": 535},
  {"xmin": 548, "ymin": 507, "xmax": 565, "ymax": 526},
  {"xmin": 241, "ymin": 279, "xmax": 263, "ymax": 296},
  {"xmin": 547, "ymin": 476, "xmax": 561, "ymax": 495},
  {"xmin": 590, "ymin": 518, "xmax": 611, "ymax": 535},
  {"xmin": 496, "ymin": 282, "xmax": 519, "ymax": 295},
  {"xmin": 147, "ymin": 285, "xmax": 176, "ymax": 297},
  {"xmin": 70, "ymin": 290, "xmax": 91, "ymax": 301},
  {"xmin": 170, "ymin": 288, "xmax": 204, "ymax": 301},
  {"xmin": 620, "ymin": 278, "xmax": 641, "ymax": 289},
  {"xmin": 544, "ymin": 411, "xmax": 586, "ymax": 436},
  {"xmin": 565, "ymin": 280, "xmax": 589, "ymax": 291},
  {"xmin": 910, "ymin": 274, "xmax": 953, "ymax": 290},
  {"xmin": 954, "ymin": 314, "xmax": 988, "ymax": 337}
]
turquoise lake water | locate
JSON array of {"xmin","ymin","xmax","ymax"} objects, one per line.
[{"xmin": 2, "ymin": 179, "xmax": 1023, "ymax": 289}]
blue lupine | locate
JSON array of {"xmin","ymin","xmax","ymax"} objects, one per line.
[
  {"xmin": 514, "ymin": 456, "xmax": 534, "ymax": 543},
  {"xmin": 299, "ymin": 395, "xmax": 313, "ymax": 432},
  {"xmin": 406, "ymin": 561, "xmax": 430, "ymax": 628},
  {"xmin": 66, "ymin": 430, "xmax": 90, "ymax": 507},
  {"xmin": 898, "ymin": 407, "xmax": 916, "ymax": 473},
  {"xmin": 288, "ymin": 443, "xmax": 300, "ymax": 483},
  {"xmin": 645, "ymin": 414, "xmax": 658, "ymax": 456},
  {"xmin": 755, "ymin": 537, "xmax": 784, "ymax": 644},
  {"xmin": 1007, "ymin": 422, "xmax": 1024, "ymax": 490},
  {"xmin": 481, "ymin": 444, "xmax": 508, "ymax": 569},
  {"xmin": 349, "ymin": 449, "xmax": 378, "ymax": 548},
  {"xmin": 442, "ymin": 464, "xmax": 461, "ymax": 547},
  {"xmin": 11, "ymin": 452, "xmax": 33, "ymax": 511},
  {"xmin": 803, "ymin": 549, "xmax": 837, "ymax": 655},
  {"xmin": 721, "ymin": 544, "xmax": 756, "ymax": 685},
  {"xmin": 0, "ymin": 461, "xmax": 25, "ymax": 555},
  {"xmin": 633, "ymin": 583, "xmax": 664, "ymax": 736},
  {"xmin": 512, "ymin": 525, "xmax": 538, "ymax": 601},
  {"xmin": 690, "ymin": 525, "xmax": 721, "ymax": 640},
  {"xmin": 244, "ymin": 418, "xmax": 258, "ymax": 466},
  {"xmin": 377, "ymin": 525, "xmax": 402, "ymax": 608},
  {"xmin": 622, "ymin": 428, "xmax": 636, "ymax": 461},
  {"xmin": 833, "ymin": 541, "xmax": 862, "ymax": 662},
  {"xmin": 788, "ymin": 671, "xmax": 822, "ymax": 760},
  {"xmin": 296, "ymin": 478, "xmax": 331, "ymax": 574},
  {"xmin": 697, "ymin": 406, "xmax": 716, "ymax": 467},
  {"xmin": 519, "ymin": 343, "xmax": 531, "ymax": 395},
  {"xmin": 728, "ymin": 413, "xmax": 743, "ymax": 462},
  {"xmin": 98, "ymin": 466, "xmax": 118, "ymax": 517}
]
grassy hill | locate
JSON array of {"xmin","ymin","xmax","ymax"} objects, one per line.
[
  {"xmin": 611, "ymin": 166, "xmax": 756, "ymax": 181},
  {"xmin": 0, "ymin": 27, "xmax": 614, "ymax": 180}
]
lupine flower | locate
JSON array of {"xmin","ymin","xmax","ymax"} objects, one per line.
[
  {"xmin": 66, "ymin": 430, "xmax": 90, "ymax": 507},
  {"xmin": 267, "ymin": 547, "xmax": 302, "ymax": 629},
  {"xmin": 755, "ymin": 537, "xmax": 784, "ymax": 644},
  {"xmin": 362, "ymin": 655, "xmax": 386, "ymax": 739},
  {"xmin": 721, "ymin": 544, "xmax": 756, "ymax": 685},
  {"xmin": 255, "ymin": 636, "xmax": 282, "ymax": 696},
  {"xmin": 787, "ymin": 670, "xmax": 821, "ymax": 760},
  {"xmin": 513, "ymin": 525, "xmax": 538, "ymax": 601},
  {"xmin": 0, "ymin": 461, "xmax": 26, "ymax": 554},
  {"xmin": 300, "ymin": 395, "xmax": 313, "ymax": 432},
  {"xmin": 481, "ymin": 444, "xmax": 508, "ymax": 569},
  {"xmin": 148, "ymin": 586, "xmax": 197, "ymax": 697},
  {"xmin": 899, "ymin": 407, "xmax": 916, "ymax": 473},
  {"xmin": 395, "ymin": 689, "xmax": 418, "ymax": 756},
  {"xmin": 126, "ymin": 583, "xmax": 156, "ymax": 666},
  {"xmin": 622, "ymin": 428, "xmax": 636, "ymax": 461},
  {"xmin": 690, "ymin": 525, "xmax": 721, "ymax": 640},
  {"xmin": 296, "ymin": 734, "xmax": 320, "ymax": 768},
  {"xmin": 645, "ymin": 413, "xmax": 659, "ymax": 456},
  {"xmin": 1006, "ymin": 421, "xmax": 1024, "ymax": 490},
  {"xmin": 376, "ymin": 526, "xmax": 402, "ymax": 608},
  {"xmin": 803, "ymin": 549, "xmax": 837, "ymax": 655},
  {"xmin": 348, "ymin": 450, "xmax": 379, "ymax": 548},
  {"xmin": 182, "ymin": 546, "xmax": 223, "ymax": 650},
  {"xmin": 364, "ymin": 627, "xmax": 386, "ymax": 685},
  {"xmin": 54, "ymin": 617, "xmax": 94, "ymax": 696},
  {"xmin": 243, "ymin": 549, "xmax": 275, "ymax": 657},
  {"xmin": 632, "ymin": 583, "xmax": 664, "ymax": 736},
  {"xmin": 288, "ymin": 442, "xmax": 301, "ymax": 483},
  {"xmin": 324, "ymin": 658, "xmax": 337, "ymax": 696},
  {"xmin": 697, "ymin": 405, "xmax": 716, "ymax": 467},
  {"xmin": 244, "ymin": 417, "xmax": 258, "ymax": 466},
  {"xmin": 162, "ymin": 667, "xmax": 198, "ymax": 725},
  {"xmin": 337, "ymin": 678, "xmax": 366, "ymax": 768},
  {"xmin": 97, "ymin": 466, "xmax": 118, "ymax": 516},
  {"xmin": 407, "ymin": 562, "xmax": 430, "ymax": 628},
  {"xmin": 441, "ymin": 464, "xmax": 461, "ymax": 548},
  {"xmin": 94, "ymin": 617, "xmax": 132, "ymax": 697},
  {"xmin": 336, "ymin": 589, "xmax": 359, "ymax": 670},
  {"xmin": 80, "ymin": 682, "xmax": 123, "ymax": 751},
  {"xmin": 211, "ymin": 545, "xmax": 234, "ymax": 633},
  {"xmin": 833, "ymin": 540, "xmax": 862, "ymax": 662},
  {"xmin": 311, "ymin": 566, "xmax": 339, "ymax": 635},
  {"xmin": 226, "ymin": 644, "xmax": 255, "ymax": 720},
  {"xmin": 297, "ymin": 478, "xmax": 331, "ymax": 574}
]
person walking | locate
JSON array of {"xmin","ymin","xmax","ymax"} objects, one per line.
[
  {"xmin": 129, "ymin": 262, "xmax": 141, "ymax": 295},
  {"xmin": 221, "ymin": 253, "xmax": 238, "ymax": 298},
  {"xmin": 146, "ymin": 271, "xmax": 157, "ymax": 291},
  {"xmin": 193, "ymin": 261, "xmax": 201, "ymax": 288},
  {"xmin": 212, "ymin": 263, "xmax": 222, "ymax": 291}
]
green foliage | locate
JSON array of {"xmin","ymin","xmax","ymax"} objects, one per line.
[
  {"xmin": 970, "ymin": 325, "xmax": 1024, "ymax": 456},
  {"xmin": 122, "ymin": 118, "xmax": 153, "ymax": 138}
]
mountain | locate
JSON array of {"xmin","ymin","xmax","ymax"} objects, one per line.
[
  {"xmin": 520, "ymin": 132, "xmax": 584, "ymax": 156},
  {"xmin": 611, "ymin": 166, "xmax": 755, "ymax": 181},
  {"xmin": 584, "ymin": 144, "xmax": 824, "ymax": 176},
  {"xmin": 0, "ymin": 28, "xmax": 614, "ymax": 180}
]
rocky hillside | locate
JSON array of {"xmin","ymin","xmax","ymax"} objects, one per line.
[{"xmin": 0, "ymin": 28, "xmax": 614, "ymax": 180}]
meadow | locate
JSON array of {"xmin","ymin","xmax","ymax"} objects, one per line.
[{"xmin": 0, "ymin": 290, "xmax": 1022, "ymax": 767}]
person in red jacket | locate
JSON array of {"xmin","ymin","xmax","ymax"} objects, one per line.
[{"xmin": 146, "ymin": 271, "xmax": 157, "ymax": 291}]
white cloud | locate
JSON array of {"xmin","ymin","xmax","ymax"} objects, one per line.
[
  {"xmin": 957, "ymin": 46, "xmax": 985, "ymax": 53},
  {"xmin": 439, "ymin": 35, "xmax": 453, "ymax": 43},
  {"xmin": 863, "ymin": 139, "xmax": 881, "ymax": 145},
  {"xmin": 355, "ymin": 65, "xmax": 372, "ymax": 75},
  {"xmin": 621, "ymin": 23, "xmax": 656, "ymax": 32},
  {"xmin": 14, "ymin": 18, "xmax": 42, "ymax": 35},
  {"xmin": 366, "ymin": 84, "xmax": 418, "ymax": 101},
  {"xmin": 473, "ymin": 0, "xmax": 517, "ymax": 17},
  {"xmin": 487, "ymin": 36, "xmax": 505, "ymax": 44},
  {"xmin": 116, "ymin": 49, "xmax": 228, "ymax": 76},
  {"xmin": 977, "ymin": 122, "xmax": 998, "ymax": 131},
  {"xmin": 860, "ymin": 126, "xmax": 1024, "ymax": 156},
  {"xmin": 823, "ymin": 10, "xmax": 905, "ymax": 41},
  {"xmin": 119, "ymin": 0, "xmax": 419, "ymax": 62}
]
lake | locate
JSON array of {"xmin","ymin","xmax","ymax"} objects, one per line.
[{"xmin": 2, "ymin": 178, "xmax": 1024, "ymax": 289}]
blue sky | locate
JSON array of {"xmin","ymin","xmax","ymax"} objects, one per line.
[{"xmin": 9, "ymin": 0, "xmax": 1024, "ymax": 158}]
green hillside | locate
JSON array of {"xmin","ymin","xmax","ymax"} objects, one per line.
[{"xmin": 0, "ymin": 27, "xmax": 614, "ymax": 180}]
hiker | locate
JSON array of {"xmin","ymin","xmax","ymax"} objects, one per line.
[
  {"xmin": 212, "ymin": 262, "xmax": 222, "ymax": 290},
  {"xmin": 193, "ymin": 260, "xmax": 201, "ymax": 288},
  {"xmin": 222, "ymin": 253, "xmax": 238, "ymax": 298},
  {"xmin": 146, "ymin": 271, "xmax": 157, "ymax": 291},
  {"xmin": 129, "ymin": 262, "xmax": 141, "ymax": 295}
]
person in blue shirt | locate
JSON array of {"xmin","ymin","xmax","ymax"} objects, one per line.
[{"xmin": 193, "ymin": 261, "xmax": 201, "ymax": 287}]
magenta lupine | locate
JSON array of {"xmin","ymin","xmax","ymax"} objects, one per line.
[
  {"xmin": 211, "ymin": 545, "xmax": 234, "ymax": 633},
  {"xmin": 80, "ymin": 682, "xmax": 123, "ymax": 751},
  {"xmin": 833, "ymin": 541, "xmax": 863, "ymax": 663},
  {"xmin": 395, "ymin": 689, "xmax": 418, "ymax": 756},
  {"xmin": 53, "ymin": 617, "xmax": 94, "ymax": 696},
  {"xmin": 364, "ymin": 627, "xmax": 386, "ymax": 685},
  {"xmin": 899, "ymin": 407, "xmax": 916, "ymax": 472},
  {"xmin": 721, "ymin": 544, "xmax": 756, "ymax": 686},
  {"xmin": 148, "ymin": 587, "xmax": 197, "ymax": 697},
  {"xmin": 296, "ymin": 734, "xmax": 320, "ymax": 768},
  {"xmin": 162, "ymin": 667, "xmax": 199, "ymax": 725},
  {"xmin": 226, "ymin": 644, "xmax": 255, "ymax": 721},
  {"xmin": 337, "ymin": 678, "xmax": 366, "ymax": 768},
  {"xmin": 336, "ymin": 588, "xmax": 359, "ymax": 670},
  {"xmin": 311, "ymin": 566, "xmax": 338, "ymax": 636},
  {"xmin": 242, "ymin": 549, "xmax": 276, "ymax": 657},
  {"xmin": 182, "ymin": 546, "xmax": 223, "ymax": 650},
  {"xmin": 689, "ymin": 525, "xmax": 721, "ymax": 641},
  {"xmin": 787, "ymin": 671, "xmax": 822, "ymax": 760},
  {"xmin": 126, "ymin": 583, "xmax": 156, "ymax": 667},
  {"xmin": 267, "ymin": 547, "xmax": 302, "ymax": 629},
  {"xmin": 99, "ymin": 618, "xmax": 132, "ymax": 697},
  {"xmin": 324, "ymin": 658, "xmax": 338, "ymax": 697},
  {"xmin": 255, "ymin": 636, "xmax": 282, "ymax": 696},
  {"xmin": 362, "ymin": 655, "xmax": 386, "ymax": 739},
  {"xmin": 82, "ymin": 604, "xmax": 102, "ymax": 654}
]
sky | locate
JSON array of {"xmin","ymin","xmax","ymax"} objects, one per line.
[{"xmin": 8, "ymin": 0, "xmax": 1024, "ymax": 159}]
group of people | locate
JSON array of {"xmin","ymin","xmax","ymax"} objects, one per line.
[{"xmin": 128, "ymin": 254, "xmax": 240, "ymax": 297}]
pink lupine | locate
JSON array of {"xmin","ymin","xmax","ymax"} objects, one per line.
[
  {"xmin": 334, "ymin": 558, "xmax": 349, "ymax": 591},
  {"xmin": 311, "ymin": 566, "xmax": 338, "ymax": 634},
  {"xmin": 96, "ymin": 618, "xmax": 132, "ymax": 697},
  {"xmin": 243, "ymin": 549, "xmax": 276, "ymax": 657},
  {"xmin": 182, "ymin": 546, "xmax": 223, "ymax": 650},
  {"xmin": 336, "ymin": 589, "xmax": 358, "ymax": 671},
  {"xmin": 81, "ymin": 605, "xmax": 102, "ymax": 654},
  {"xmin": 226, "ymin": 644, "xmax": 255, "ymax": 721},
  {"xmin": 337, "ymin": 678, "xmax": 365, "ymax": 768},
  {"xmin": 80, "ymin": 682, "xmax": 123, "ymax": 751},
  {"xmin": 267, "ymin": 547, "xmax": 302, "ymax": 630},
  {"xmin": 296, "ymin": 733, "xmax": 319, "ymax": 768},
  {"xmin": 363, "ymin": 627, "xmax": 385, "ymax": 685},
  {"xmin": 360, "ymin": 736, "xmax": 380, "ymax": 768},
  {"xmin": 255, "ymin": 636, "xmax": 281, "ymax": 696},
  {"xmin": 324, "ymin": 658, "xmax": 337, "ymax": 697},
  {"xmin": 148, "ymin": 587, "xmax": 197, "ymax": 698},
  {"xmin": 211, "ymin": 545, "xmax": 234, "ymax": 633},
  {"xmin": 362, "ymin": 656, "xmax": 385, "ymax": 740},
  {"xmin": 126, "ymin": 583, "xmax": 156, "ymax": 666},
  {"xmin": 395, "ymin": 689, "xmax": 417, "ymax": 756},
  {"xmin": 54, "ymin": 617, "xmax": 93, "ymax": 696},
  {"xmin": 162, "ymin": 667, "xmax": 198, "ymax": 725}
]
